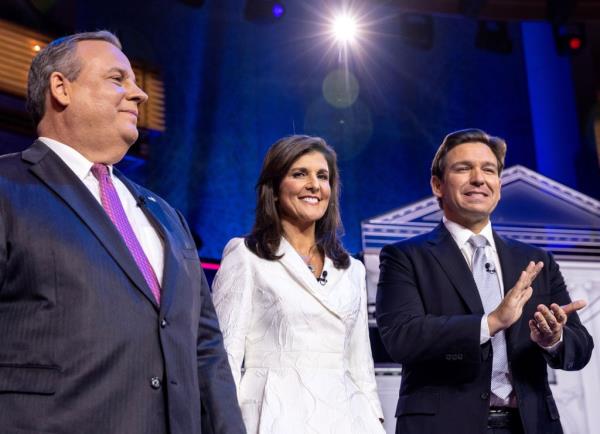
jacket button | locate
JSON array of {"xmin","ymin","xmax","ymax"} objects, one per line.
[
  {"xmin": 160, "ymin": 319, "xmax": 168, "ymax": 328},
  {"xmin": 150, "ymin": 377, "xmax": 161, "ymax": 389},
  {"xmin": 481, "ymin": 392, "xmax": 490, "ymax": 400}
]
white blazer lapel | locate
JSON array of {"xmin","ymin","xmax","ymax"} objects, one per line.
[{"xmin": 277, "ymin": 238, "xmax": 342, "ymax": 319}]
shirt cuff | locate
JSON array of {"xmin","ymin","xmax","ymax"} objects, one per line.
[
  {"xmin": 480, "ymin": 314, "xmax": 491, "ymax": 345},
  {"xmin": 540, "ymin": 331, "xmax": 564, "ymax": 354}
]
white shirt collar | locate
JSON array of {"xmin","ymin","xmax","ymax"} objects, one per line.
[
  {"xmin": 39, "ymin": 137, "xmax": 114, "ymax": 180},
  {"xmin": 442, "ymin": 216, "xmax": 497, "ymax": 252}
]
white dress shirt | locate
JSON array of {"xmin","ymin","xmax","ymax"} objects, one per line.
[{"xmin": 40, "ymin": 137, "xmax": 164, "ymax": 285}]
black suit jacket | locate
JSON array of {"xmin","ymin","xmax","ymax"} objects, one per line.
[
  {"xmin": 0, "ymin": 141, "xmax": 245, "ymax": 434},
  {"xmin": 376, "ymin": 223, "xmax": 593, "ymax": 434}
]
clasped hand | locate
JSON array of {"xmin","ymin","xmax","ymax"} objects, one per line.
[{"xmin": 529, "ymin": 301, "xmax": 587, "ymax": 347}]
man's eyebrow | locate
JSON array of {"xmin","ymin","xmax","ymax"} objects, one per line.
[
  {"xmin": 449, "ymin": 160, "xmax": 471, "ymax": 167},
  {"xmin": 106, "ymin": 67, "xmax": 126, "ymax": 74},
  {"xmin": 449, "ymin": 160, "xmax": 497, "ymax": 167}
]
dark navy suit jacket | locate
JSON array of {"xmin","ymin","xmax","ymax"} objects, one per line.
[
  {"xmin": 376, "ymin": 223, "xmax": 593, "ymax": 434},
  {"xmin": 0, "ymin": 141, "xmax": 245, "ymax": 434}
]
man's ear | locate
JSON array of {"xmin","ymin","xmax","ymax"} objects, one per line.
[
  {"xmin": 48, "ymin": 72, "xmax": 71, "ymax": 107},
  {"xmin": 431, "ymin": 175, "xmax": 443, "ymax": 199}
]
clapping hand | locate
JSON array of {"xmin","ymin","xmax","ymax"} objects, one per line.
[
  {"xmin": 488, "ymin": 261, "xmax": 544, "ymax": 336},
  {"xmin": 529, "ymin": 300, "xmax": 587, "ymax": 347}
]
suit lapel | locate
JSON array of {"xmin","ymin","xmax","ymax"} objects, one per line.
[
  {"xmin": 427, "ymin": 223, "xmax": 485, "ymax": 314},
  {"xmin": 277, "ymin": 238, "xmax": 342, "ymax": 319},
  {"xmin": 24, "ymin": 141, "xmax": 159, "ymax": 310}
]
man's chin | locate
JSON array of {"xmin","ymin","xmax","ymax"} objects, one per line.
[
  {"xmin": 450, "ymin": 208, "xmax": 491, "ymax": 226},
  {"xmin": 125, "ymin": 129, "xmax": 139, "ymax": 144}
]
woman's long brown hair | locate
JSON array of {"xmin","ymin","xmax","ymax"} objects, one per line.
[{"xmin": 245, "ymin": 135, "xmax": 350, "ymax": 269}]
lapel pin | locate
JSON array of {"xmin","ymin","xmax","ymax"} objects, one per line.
[{"xmin": 148, "ymin": 196, "xmax": 157, "ymax": 202}]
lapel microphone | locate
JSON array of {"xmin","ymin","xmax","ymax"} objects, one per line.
[
  {"xmin": 317, "ymin": 270, "xmax": 328, "ymax": 286},
  {"xmin": 485, "ymin": 262, "xmax": 496, "ymax": 274},
  {"xmin": 136, "ymin": 195, "xmax": 146, "ymax": 207}
]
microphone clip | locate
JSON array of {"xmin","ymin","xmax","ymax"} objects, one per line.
[
  {"xmin": 485, "ymin": 262, "xmax": 496, "ymax": 274},
  {"xmin": 317, "ymin": 270, "xmax": 328, "ymax": 286}
]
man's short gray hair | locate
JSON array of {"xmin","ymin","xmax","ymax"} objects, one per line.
[{"xmin": 26, "ymin": 30, "xmax": 122, "ymax": 127}]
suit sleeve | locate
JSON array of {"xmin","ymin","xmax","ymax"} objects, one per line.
[
  {"xmin": 345, "ymin": 261, "xmax": 384, "ymax": 421},
  {"xmin": 376, "ymin": 243, "xmax": 482, "ymax": 367},
  {"xmin": 173, "ymin": 212, "xmax": 246, "ymax": 434},
  {"xmin": 0, "ymin": 213, "xmax": 5, "ymax": 289},
  {"xmin": 543, "ymin": 253, "xmax": 594, "ymax": 371},
  {"xmin": 211, "ymin": 238, "xmax": 253, "ymax": 397}
]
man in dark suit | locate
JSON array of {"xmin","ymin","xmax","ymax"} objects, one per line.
[
  {"xmin": 0, "ymin": 31, "xmax": 245, "ymax": 434},
  {"xmin": 376, "ymin": 129, "xmax": 594, "ymax": 434}
]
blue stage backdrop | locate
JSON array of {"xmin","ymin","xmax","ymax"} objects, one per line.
[{"xmin": 7, "ymin": 0, "xmax": 595, "ymax": 258}]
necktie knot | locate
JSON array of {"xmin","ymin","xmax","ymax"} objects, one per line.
[
  {"xmin": 91, "ymin": 163, "xmax": 109, "ymax": 181},
  {"xmin": 468, "ymin": 234, "xmax": 488, "ymax": 249}
]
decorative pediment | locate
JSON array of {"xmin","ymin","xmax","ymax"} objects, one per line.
[{"xmin": 362, "ymin": 165, "xmax": 600, "ymax": 259}]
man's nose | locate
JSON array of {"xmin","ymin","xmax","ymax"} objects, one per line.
[
  {"xmin": 470, "ymin": 168, "xmax": 484, "ymax": 184},
  {"xmin": 129, "ymin": 82, "xmax": 148, "ymax": 104}
]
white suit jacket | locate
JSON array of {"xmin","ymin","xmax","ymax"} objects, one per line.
[{"xmin": 212, "ymin": 237, "xmax": 384, "ymax": 434}]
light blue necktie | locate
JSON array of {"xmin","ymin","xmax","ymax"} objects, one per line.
[{"xmin": 469, "ymin": 235, "xmax": 512, "ymax": 400}]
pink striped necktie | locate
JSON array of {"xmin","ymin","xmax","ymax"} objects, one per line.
[{"xmin": 91, "ymin": 163, "xmax": 161, "ymax": 304}]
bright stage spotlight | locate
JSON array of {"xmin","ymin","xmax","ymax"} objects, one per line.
[{"xmin": 332, "ymin": 14, "xmax": 358, "ymax": 44}]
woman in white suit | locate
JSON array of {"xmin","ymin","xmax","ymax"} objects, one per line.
[{"xmin": 212, "ymin": 135, "xmax": 384, "ymax": 434}]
